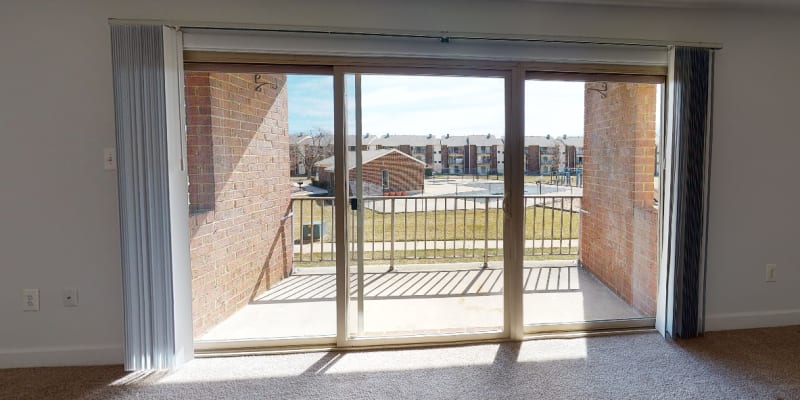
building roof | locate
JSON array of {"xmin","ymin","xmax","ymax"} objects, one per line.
[
  {"xmin": 372, "ymin": 134, "xmax": 439, "ymax": 147},
  {"xmin": 525, "ymin": 136, "xmax": 557, "ymax": 147},
  {"xmin": 346, "ymin": 133, "xmax": 380, "ymax": 147},
  {"xmin": 560, "ymin": 136, "xmax": 585, "ymax": 147},
  {"xmin": 440, "ymin": 134, "xmax": 469, "ymax": 147},
  {"xmin": 315, "ymin": 149, "xmax": 427, "ymax": 171},
  {"xmin": 467, "ymin": 134, "xmax": 504, "ymax": 146},
  {"xmin": 290, "ymin": 133, "xmax": 333, "ymax": 147}
]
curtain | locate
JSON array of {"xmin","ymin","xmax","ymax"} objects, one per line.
[
  {"xmin": 670, "ymin": 47, "xmax": 714, "ymax": 338},
  {"xmin": 111, "ymin": 24, "xmax": 190, "ymax": 370}
]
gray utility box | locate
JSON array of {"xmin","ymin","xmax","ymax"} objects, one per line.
[{"xmin": 302, "ymin": 221, "xmax": 328, "ymax": 242}]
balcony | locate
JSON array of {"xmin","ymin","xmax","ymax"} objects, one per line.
[{"xmin": 197, "ymin": 184, "xmax": 647, "ymax": 342}]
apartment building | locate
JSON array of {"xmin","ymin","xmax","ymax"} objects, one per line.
[
  {"xmin": 292, "ymin": 133, "xmax": 576, "ymax": 177},
  {"xmin": 524, "ymin": 135, "xmax": 585, "ymax": 175},
  {"xmin": 371, "ymin": 134, "xmax": 442, "ymax": 172}
]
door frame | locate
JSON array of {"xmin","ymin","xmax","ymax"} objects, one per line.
[
  {"xmin": 186, "ymin": 57, "xmax": 669, "ymax": 353},
  {"xmin": 332, "ymin": 66, "xmax": 518, "ymax": 348}
]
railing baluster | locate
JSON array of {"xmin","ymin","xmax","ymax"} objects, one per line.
[
  {"xmin": 404, "ymin": 198, "xmax": 408, "ymax": 261},
  {"xmin": 559, "ymin": 197, "xmax": 565, "ymax": 255},
  {"xmin": 472, "ymin": 198, "xmax": 477, "ymax": 260},
  {"xmin": 330, "ymin": 200, "xmax": 335, "ymax": 261},
  {"xmin": 453, "ymin": 197, "xmax": 457, "ymax": 259},
  {"xmin": 495, "ymin": 198, "xmax": 500, "ymax": 258},
  {"xmin": 462, "ymin": 197, "xmax": 467, "ymax": 260},
  {"xmin": 431, "ymin": 197, "xmax": 436, "ymax": 259},
  {"xmin": 382, "ymin": 198, "xmax": 387, "ymax": 260},
  {"xmin": 483, "ymin": 196, "xmax": 489, "ymax": 268},
  {"xmin": 415, "ymin": 198, "xmax": 419, "ymax": 260},
  {"xmin": 310, "ymin": 199, "xmax": 315, "ymax": 260},
  {"xmin": 550, "ymin": 198, "xmax": 555, "ymax": 256},
  {"xmin": 569, "ymin": 197, "xmax": 574, "ymax": 256},
  {"xmin": 440, "ymin": 197, "xmax": 447, "ymax": 257},
  {"xmin": 390, "ymin": 198, "xmax": 395, "ymax": 269},
  {"xmin": 541, "ymin": 196, "xmax": 546, "ymax": 256},
  {"xmin": 319, "ymin": 200, "xmax": 325, "ymax": 261},
  {"xmin": 299, "ymin": 198, "xmax": 304, "ymax": 262}
]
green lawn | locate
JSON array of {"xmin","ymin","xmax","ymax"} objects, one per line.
[{"xmin": 291, "ymin": 198, "xmax": 579, "ymax": 243}]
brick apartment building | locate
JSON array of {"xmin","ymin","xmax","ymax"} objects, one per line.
[
  {"xmin": 370, "ymin": 134, "xmax": 442, "ymax": 172},
  {"xmin": 524, "ymin": 135, "xmax": 584, "ymax": 175},
  {"xmin": 291, "ymin": 132, "xmax": 582, "ymax": 177},
  {"xmin": 315, "ymin": 149, "xmax": 426, "ymax": 195}
]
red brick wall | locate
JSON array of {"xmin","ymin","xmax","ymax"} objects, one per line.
[
  {"xmin": 360, "ymin": 152, "xmax": 424, "ymax": 194},
  {"xmin": 425, "ymin": 145, "xmax": 434, "ymax": 167},
  {"xmin": 580, "ymin": 82, "xmax": 658, "ymax": 316},
  {"xmin": 185, "ymin": 72, "xmax": 292, "ymax": 337},
  {"xmin": 526, "ymin": 145, "xmax": 540, "ymax": 174}
]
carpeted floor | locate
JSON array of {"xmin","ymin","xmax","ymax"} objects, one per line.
[{"xmin": 1, "ymin": 326, "xmax": 799, "ymax": 400}]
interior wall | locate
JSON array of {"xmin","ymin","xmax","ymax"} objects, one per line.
[{"xmin": 1, "ymin": 0, "xmax": 799, "ymax": 368}]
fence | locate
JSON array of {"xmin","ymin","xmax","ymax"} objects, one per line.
[{"xmin": 291, "ymin": 194, "xmax": 581, "ymax": 266}]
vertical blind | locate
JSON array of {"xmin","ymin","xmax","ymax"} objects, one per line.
[
  {"xmin": 111, "ymin": 24, "xmax": 180, "ymax": 370},
  {"xmin": 670, "ymin": 47, "xmax": 714, "ymax": 339}
]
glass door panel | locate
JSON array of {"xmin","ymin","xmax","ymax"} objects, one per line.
[
  {"xmin": 344, "ymin": 72, "xmax": 507, "ymax": 339},
  {"xmin": 522, "ymin": 77, "xmax": 662, "ymax": 329}
]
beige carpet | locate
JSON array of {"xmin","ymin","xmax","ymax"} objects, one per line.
[{"xmin": 2, "ymin": 327, "xmax": 799, "ymax": 400}]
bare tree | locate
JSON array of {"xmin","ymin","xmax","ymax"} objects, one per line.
[
  {"xmin": 292, "ymin": 128, "xmax": 333, "ymax": 179},
  {"xmin": 550, "ymin": 143, "xmax": 561, "ymax": 176}
]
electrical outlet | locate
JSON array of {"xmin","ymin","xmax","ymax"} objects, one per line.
[
  {"xmin": 765, "ymin": 264, "xmax": 777, "ymax": 283},
  {"xmin": 23, "ymin": 289, "xmax": 39, "ymax": 311},
  {"xmin": 63, "ymin": 287, "xmax": 78, "ymax": 307}
]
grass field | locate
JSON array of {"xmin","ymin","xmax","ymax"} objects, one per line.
[{"xmin": 291, "ymin": 198, "xmax": 580, "ymax": 243}]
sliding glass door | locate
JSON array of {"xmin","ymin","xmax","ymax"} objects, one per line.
[
  {"xmin": 341, "ymin": 71, "xmax": 508, "ymax": 341},
  {"xmin": 522, "ymin": 74, "xmax": 664, "ymax": 332},
  {"xmin": 186, "ymin": 61, "xmax": 666, "ymax": 351}
]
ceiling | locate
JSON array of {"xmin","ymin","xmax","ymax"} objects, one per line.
[{"xmin": 512, "ymin": 0, "xmax": 800, "ymax": 10}]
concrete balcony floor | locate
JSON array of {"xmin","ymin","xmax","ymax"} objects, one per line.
[{"xmin": 198, "ymin": 260, "xmax": 645, "ymax": 342}]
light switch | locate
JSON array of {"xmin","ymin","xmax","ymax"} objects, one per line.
[{"xmin": 103, "ymin": 148, "xmax": 117, "ymax": 170}]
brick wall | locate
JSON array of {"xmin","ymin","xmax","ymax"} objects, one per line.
[
  {"xmin": 425, "ymin": 145, "xmax": 434, "ymax": 167},
  {"xmin": 565, "ymin": 146, "xmax": 577, "ymax": 169},
  {"xmin": 580, "ymin": 82, "xmax": 658, "ymax": 316},
  {"xmin": 359, "ymin": 151, "xmax": 425, "ymax": 195},
  {"xmin": 468, "ymin": 145, "xmax": 477, "ymax": 172},
  {"xmin": 185, "ymin": 72, "xmax": 292, "ymax": 337},
  {"xmin": 526, "ymin": 145, "xmax": 540, "ymax": 174},
  {"xmin": 441, "ymin": 146, "xmax": 449, "ymax": 170}
]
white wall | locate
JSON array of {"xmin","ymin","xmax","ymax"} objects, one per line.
[{"xmin": 1, "ymin": 0, "xmax": 798, "ymax": 367}]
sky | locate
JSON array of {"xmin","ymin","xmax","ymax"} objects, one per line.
[{"xmin": 287, "ymin": 74, "xmax": 585, "ymax": 136}]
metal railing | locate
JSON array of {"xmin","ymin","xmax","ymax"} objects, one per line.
[{"xmin": 291, "ymin": 194, "xmax": 581, "ymax": 266}]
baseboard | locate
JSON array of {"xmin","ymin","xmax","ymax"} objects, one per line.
[
  {"xmin": 0, "ymin": 345, "xmax": 123, "ymax": 369},
  {"xmin": 705, "ymin": 309, "xmax": 800, "ymax": 331}
]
